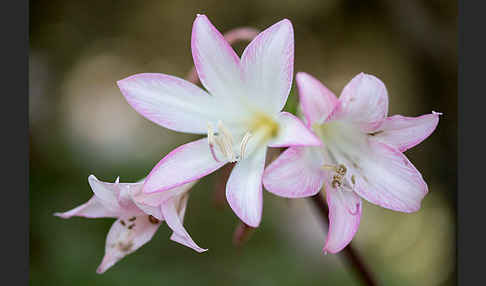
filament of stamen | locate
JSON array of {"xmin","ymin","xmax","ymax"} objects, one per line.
[
  {"xmin": 218, "ymin": 120, "xmax": 234, "ymax": 146},
  {"xmin": 209, "ymin": 144, "xmax": 220, "ymax": 162},
  {"xmin": 207, "ymin": 123, "xmax": 220, "ymax": 162},
  {"xmin": 207, "ymin": 123, "xmax": 215, "ymax": 146},
  {"xmin": 239, "ymin": 132, "xmax": 252, "ymax": 160},
  {"xmin": 218, "ymin": 121, "xmax": 237, "ymax": 162},
  {"xmin": 215, "ymin": 136, "xmax": 234, "ymax": 162},
  {"xmin": 207, "ymin": 119, "xmax": 265, "ymax": 163}
]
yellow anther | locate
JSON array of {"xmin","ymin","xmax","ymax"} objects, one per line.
[
  {"xmin": 324, "ymin": 163, "xmax": 355, "ymax": 191},
  {"xmin": 331, "ymin": 179, "xmax": 342, "ymax": 189},
  {"xmin": 336, "ymin": 164, "xmax": 347, "ymax": 175}
]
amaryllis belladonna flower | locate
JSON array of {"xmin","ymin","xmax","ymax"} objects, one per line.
[
  {"xmin": 117, "ymin": 15, "xmax": 320, "ymax": 227},
  {"xmin": 263, "ymin": 72, "xmax": 441, "ymax": 253},
  {"xmin": 55, "ymin": 175, "xmax": 206, "ymax": 273}
]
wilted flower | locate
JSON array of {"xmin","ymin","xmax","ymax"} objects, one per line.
[
  {"xmin": 117, "ymin": 15, "xmax": 320, "ymax": 227},
  {"xmin": 55, "ymin": 175, "xmax": 205, "ymax": 273},
  {"xmin": 263, "ymin": 72, "xmax": 440, "ymax": 253}
]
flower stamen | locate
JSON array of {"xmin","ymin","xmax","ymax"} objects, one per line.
[
  {"xmin": 217, "ymin": 121, "xmax": 237, "ymax": 162},
  {"xmin": 218, "ymin": 120, "xmax": 234, "ymax": 146},
  {"xmin": 207, "ymin": 121, "xmax": 238, "ymax": 163},
  {"xmin": 323, "ymin": 164, "xmax": 355, "ymax": 192},
  {"xmin": 239, "ymin": 132, "xmax": 252, "ymax": 161},
  {"xmin": 207, "ymin": 123, "xmax": 221, "ymax": 162}
]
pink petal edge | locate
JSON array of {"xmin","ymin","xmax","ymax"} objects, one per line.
[
  {"xmin": 240, "ymin": 18, "xmax": 294, "ymax": 113},
  {"xmin": 226, "ymin": 149, "xmax": 266, "ymax": 227},
  {"xmin": 143, "ymin": 138, "xmax": 226, "ymax": 194},
  {"xmin": 269, "ymin": 112, "xmax": 322, "ymax": 148},
  {"xmin": 263, "ymin": 147, "xmax": 324, "ymax": 198},
  {"xmin": 323, "ymin": 189, "xmax": 362, "ymax": 254},
  {"xmin": 295, "ymin": 72, "xmax": 338, "ymax": 126},
  {"xmin": 354, "ymin": 140, "xmax": 429, "ymax": 213},
  {"xmin": 191, "ymin": 14, "xmax": 243, "ymax": 98},
  {"xmin": 374, "ymin": 111, "xmax": 441, "ymax": 152}
]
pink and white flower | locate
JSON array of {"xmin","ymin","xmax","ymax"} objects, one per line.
[
  {"xmin": 263, "ymin": 72, "xmax": 440, "ymax": 253},
  {"xmin": 116, "ymin": 15, "xmax": 320, "ymax": 227},
  {"xmin": 55, "ymin": 175, "xmax": 206, "ymax": 274}
]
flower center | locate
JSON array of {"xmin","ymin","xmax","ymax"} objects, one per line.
[
  {"xmin": 207, "ymin": 120, "xmax": 250, "ymax": 163},
  {"xmin": 249, "ymin": 112, "xmax": 279, "ymax": 140},
  {"xmin": 207, "ymin": 113, "xmax": 279, "ymax": 163},
  {"xmin": 313, "ymin": 120, "xmax": 367, "ymax": 194}
]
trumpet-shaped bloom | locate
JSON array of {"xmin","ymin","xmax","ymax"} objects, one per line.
[
  {"xmin": 55, "ymin": 175, "xmax": 206, "ymax": 274},
  {"xmin": 263, "ymin": 72, "xmax": 440, "ymax": 253},
  {"xmin": 117, "ymin": 15, "xmax": 320, "ymax": 227}
]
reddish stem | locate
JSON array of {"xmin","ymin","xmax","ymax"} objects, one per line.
[{"xmin": 232, "ymin": 221, "xmax": 255, "ymax": 247}]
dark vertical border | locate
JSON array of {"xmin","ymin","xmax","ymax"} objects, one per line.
[
  {"xmin": 458, "ymin": 0, "xmax": 484, "ymax": 285},
  {"xmin": 2, "ymin": 0, "xmax": 29, "ymax": 284}
]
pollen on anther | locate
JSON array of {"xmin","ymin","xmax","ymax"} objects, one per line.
[
  {"xmin": 148, "ymin": 215, "xmax": 160, "ymax": 224},
  {"xmin": 337, "ymin": 165, "xmax": 347, "ymax": 175},
  {"xmin": 332, "ymin": 179, "xmax": 342, "ymax": 189}
]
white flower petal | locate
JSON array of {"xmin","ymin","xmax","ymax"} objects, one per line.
[
  {"xmin": 118, "ymin": 73, "xmax": 225, "ymax": 134},
  {"xmin": 269, "ymin": 112, "xmax": 321, "ymax": 147},
  {"xmin": 240, "ymin": 19, "xmax": 294, "ymax": 113},
  {"xmin": 143, "ymin": 138, "xmax": 226, "ymax": 194},
  {"xmin": 191, "ymin": 14, "xmax": 244, "ymax": 98},
  {"xmin": 352, "ymin": 140, "xmax": 428, "ymax": 212},
  {"xmin": 226, "ymin": 148, "xmax": 267, "ymax": 227},
  {"xmin": 296, "ymin": 72, "xmax": 338, "ymax": 125},
  {"xmin": 161, "ymin": 196, "xmax": 207, "ymax": 253},
  {"xmin": 372, "ymin": 113, "xmax": 440, "ymax": 152},
  {"xmin": 132, "ymin": 181, "xmax": 197, "ymax": 220},
  {"xmin": 54, "ymin": 196, "xmax": 120, "ymax": 219},
  {"xmin": 87, "ymin": 175, "xmax": 120, "ymax": 211},
  {"xmin": 331, "ymin": 73, "xmax": 388, "ymax": 132},
  {"xmin": 323, "ymin": 188, "xmax": 362, "ymax": 253},
  {"xmin": 263, "ymin": 147, "xmax": 324, "ymax": 198},
  {"xmin": 96, "ymin": 216, "xmax": 160, "ymax": 274}
]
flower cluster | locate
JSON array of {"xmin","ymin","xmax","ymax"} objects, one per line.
[
  {"xmin": 55, "ymin": 176, "xmax": 205, "ymax": 273},
  {"xmin": 56, "ymin": 14, "xmax": 440, "ymax": 272}
]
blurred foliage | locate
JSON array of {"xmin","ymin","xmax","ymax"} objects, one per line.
[{"xmin": 30, "ymin": 0, "xmax": 456, "ymax": 285}]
